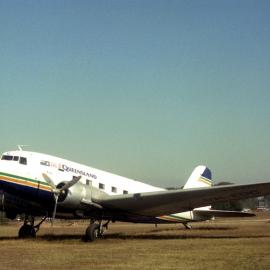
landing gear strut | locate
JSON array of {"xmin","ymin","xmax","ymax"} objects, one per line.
[
  {"xmin": 183, "ymin": 222, "xmax": 192, "ymax": 229},
  {"xmin": 18, "ymin": 214, "xmax": 47, "ymax": 238},
  {"xmin": 85, "ymin": 219, "xmax": 110, "ymax": 241}
]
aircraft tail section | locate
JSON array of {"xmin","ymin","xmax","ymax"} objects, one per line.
[
  {"xmin": 184, "ymin": 165, "xmax": 212, "ymax": 211},
  {"xmin": 183, "ymin": 165, "xmax": 212, "ymax": 189}
]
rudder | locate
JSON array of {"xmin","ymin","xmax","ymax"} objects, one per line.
[{"xmin": 183, "ymin": 165, "xmax": 212, "ymax": 189}]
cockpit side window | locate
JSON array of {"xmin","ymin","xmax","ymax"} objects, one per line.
[
  {"xmin": 19, "ymin": 157, "xmax": 27, "ymax": 165},
  {"xmin": 13, "ymin": 156, "xmax": 19, "ymax": 161}
]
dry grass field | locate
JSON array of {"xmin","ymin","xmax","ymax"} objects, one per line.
[{"xmin": 0, "ymin": 212, "xmax": 269, "ymax": 270}]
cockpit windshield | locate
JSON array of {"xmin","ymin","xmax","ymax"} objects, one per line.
[
  {"xmin": 1, "ymin": 155, "xmax": 27, "ymax": 165},
  {"xmin": 1, "ymin": 155, "xmax": 13, "ymax": 160}
]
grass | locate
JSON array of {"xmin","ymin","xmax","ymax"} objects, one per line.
[{"xmin": 0, "ymin": 213, "xmax": 270, "ymax": 270}]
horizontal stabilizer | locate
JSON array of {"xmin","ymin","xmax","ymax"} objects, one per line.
[{"xmin": 193, "ymin": 209, "xmax": 255, "ymax": 219}]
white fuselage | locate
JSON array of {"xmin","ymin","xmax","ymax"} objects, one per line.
[
  {"xmin": 1, "ymin": 150, "xmax": 164, "ymax": 194},
  {"xmin": 0, "ymin": 150, "xmax": 197, "ymax": 223}
]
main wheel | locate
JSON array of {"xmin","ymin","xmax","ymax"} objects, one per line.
[
  {"xmin": 18, "ymin": 225, "xmax": 36, "ymax": 238},
  {"xmin": 85, "ymin": 223, "xmax": 100, "ymax": 242}
]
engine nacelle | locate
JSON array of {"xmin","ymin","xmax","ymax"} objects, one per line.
[
  {"xmin": 5, "ymin": 210, "xmax": 17, "ymax": 220},
  {"xmin": 57, "ymin": 182, "xmax": 91, "ymax": 210}
]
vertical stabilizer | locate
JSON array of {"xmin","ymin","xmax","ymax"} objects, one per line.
[
  {"xmin": 183, "ymin": 165, "xmax": 212, "ymax": 189},
  {"xmin": 183, "ymin": 165, "xmax": 212, "ymax": 211}
]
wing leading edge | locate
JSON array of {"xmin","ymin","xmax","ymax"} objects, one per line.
[{"xmin": 94, "ymin": 182, "xmax": 270, "ymax": 217}]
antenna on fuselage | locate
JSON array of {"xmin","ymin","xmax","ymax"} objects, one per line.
[{"xmin": 17, "ymin": 145, "xmax": 30, "ymax": 151}]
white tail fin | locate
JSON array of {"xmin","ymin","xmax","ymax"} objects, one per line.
[
  {"xmin": 183, "ymin": 165, "xmax": 212, "ymax": 189},
  {"xmin": 183, "ymin": 165, "xmax": 212, "ymax": 211}
]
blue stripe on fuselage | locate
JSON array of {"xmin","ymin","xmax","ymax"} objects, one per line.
[{"xmin": 0, "ymin": 177, "xmax": 54, "ymax": 207}]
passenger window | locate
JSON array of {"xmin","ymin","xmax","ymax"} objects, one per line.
[
  {"xmin": 111, "ymin": 186, "xmax": 117, "ymax": 193},
  {"xmin": 123, "ymin": 190, "xmax": 128, "ymax": 194},
  {"xmin": 40, "ymin": 160, "xmax": 50, "ymax": 166},
  {"xmin": 19, "ymin": 157, "xmax": 27, "ymax": 165},
  {"xmin": 99, "ymin": 183, "xmax": 105, "ymax": 190}
]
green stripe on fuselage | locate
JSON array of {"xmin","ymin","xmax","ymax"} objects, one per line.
[{"xmin": 0, "ymin": 171, "xmax": 50, "ymax": 187}]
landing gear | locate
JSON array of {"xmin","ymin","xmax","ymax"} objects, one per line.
[
  {"xmin": 85, "ymin": 219, "xmax": 110, "ymax": 242},
  {"xmin": 18, "ymin": 214, "xmax": 47, "ymax": 238},
  {"xmin": 19, "ymin": 224, "xmax": 36, "ymax": 238},
  {"xmin": 183, "ymin": 222, "xmax": 192, "ymax": 229},
  {"xmin": 85, "ymin": 223, "xmax": 100, "ymax": 241}
]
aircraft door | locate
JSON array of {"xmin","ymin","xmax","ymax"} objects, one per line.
[{"xmin": 84, "ymin": 179, "xmax": 93, "ymax": 202}]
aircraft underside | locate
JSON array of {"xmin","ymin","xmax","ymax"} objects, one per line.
[{"xmin": 0, "ymin": 182, "xmax": 193, "ymax": 241}]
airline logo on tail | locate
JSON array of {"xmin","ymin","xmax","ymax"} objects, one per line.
[{"xmin": 183, "ymin": 165, "xmax": 212, "ymax": 189}]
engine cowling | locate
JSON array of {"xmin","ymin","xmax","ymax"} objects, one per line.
[
  {"xmin": 5, "ymin": 210, "xmax": 18, "ymax": 220},
  {"xmin": 57, "ymin": 182, "xmax": 91, "ymax": 210}
]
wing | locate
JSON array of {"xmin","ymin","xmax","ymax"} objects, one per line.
[{"xmin": 94, "ymin": 182, "xmax": 270, "ymax": 217}]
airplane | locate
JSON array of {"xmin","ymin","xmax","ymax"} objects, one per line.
[{"xmin": 0, "ymin": 147, "xmax": 269, "ymax": 241}]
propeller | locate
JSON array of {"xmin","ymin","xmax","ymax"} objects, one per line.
[{"xmin": 42, "ymin": 173, "xmax": 81, "ymax": 225}]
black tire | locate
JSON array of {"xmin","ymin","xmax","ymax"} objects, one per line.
[
  {"xmin": 18, "ymin": 225, "xmax": 36, "ymax": 238},
  {"xmin": 85, "ymin": 223, "xmax": 99, "ymax": 242}
]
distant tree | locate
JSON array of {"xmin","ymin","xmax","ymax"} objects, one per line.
[
  {"xmin": 214, "ymin": 181, "xmax": 234, "ymax": 186},
  {"xmin": 264, "ymin": 195, "xmax": 270, "ymax": 208},
  {"xmin": 212, "ymin": 198, "xmax": 244, "ymax": 211},
  {"xmin": 166, "ymin": 187, "xmax": 182, "ymax": 190},
  {"xmin": 212, "ymin": 182, "xmax": 263, "ymax": 210},
  {"xmin": 242, "ymin": 197, "xmax": 260, "ymax": 210}
]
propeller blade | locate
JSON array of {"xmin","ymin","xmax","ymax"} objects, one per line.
[
  {"xmin": 58, "ymin": 175, "xmax": 82, "ymax": 191},
  {"xmin": 42, "ymin": 173, "xmax": 57, "ymax": 191},
  {"xmin": 42, "ymin": 174, "xmax": 81, "ymax": 226},
  {"xmin": 42, "ymin": 174, "xmax": 81, "ymax": 193},
  {"xmin": 51, "ymin": 194, "xmax": 59, "ymax": 227}
]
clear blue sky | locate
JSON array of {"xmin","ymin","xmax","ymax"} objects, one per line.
[{"xmin": 1, "ymin": 0, "xmax": 270, "ymax": 187}]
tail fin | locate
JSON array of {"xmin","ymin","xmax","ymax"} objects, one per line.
[
  {"xmin": 183, "ymin": 165, "xmax": 212, "ymax": 189},
  {"xmin": 183, "ymin": 166, "xmax": 212, "ymax": 211}
]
